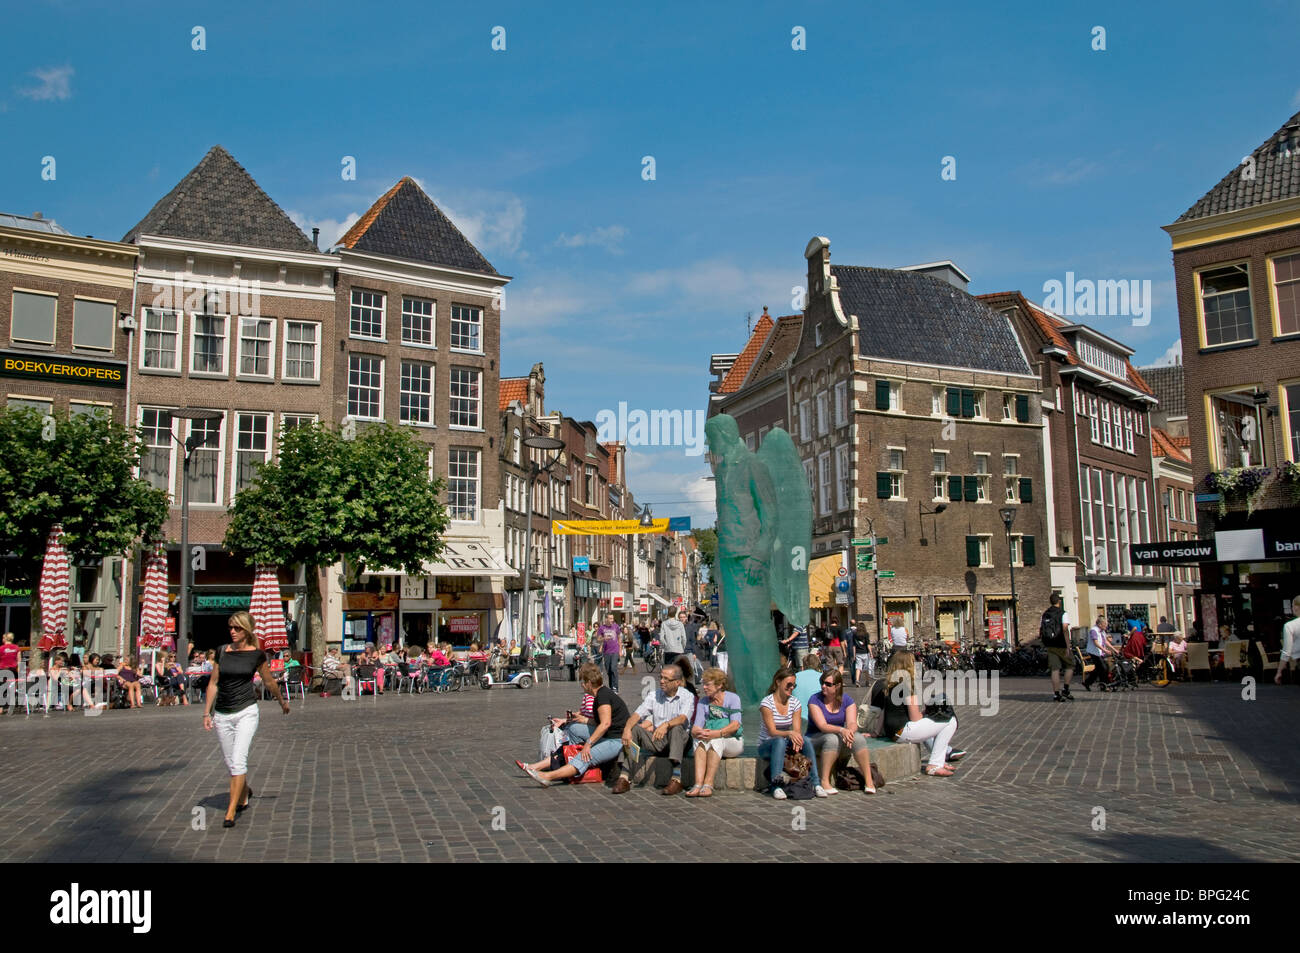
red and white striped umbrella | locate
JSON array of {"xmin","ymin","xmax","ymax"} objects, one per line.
[
  {"xmin": 250, "ymin": 565, "xmax": 288, "ymax": 652},
  {"xmin": 37, "ymin": 525, "xmax": 70, "ymax": 653},
  {"xmin": 138, "ymin": 541, "xmax": 169, "ymax": 649}
]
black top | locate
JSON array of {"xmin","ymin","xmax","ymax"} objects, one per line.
[
  {"xmin": 213, "ymin": 647, "xmax": 267, "ymax": 714},
  {"xmin": 591, "ymin": 686, "xmax": 630, "ymax": 738},
  {"xmin": 874, "ymin": 674, "xmax": 913, "ymax": 738}
]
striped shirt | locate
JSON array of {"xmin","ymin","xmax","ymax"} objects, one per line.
[{"xmin": 758, "ymin": 693, "xmax": 801, "ymax": 742}]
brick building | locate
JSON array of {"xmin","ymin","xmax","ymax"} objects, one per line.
[
  {"xmin": 0, "ymin": 212, "xmax": 139, "ymax": 654},
  {"xmin": 1162, "ymin": 108, "xmax": 1300, "ymax": 646},
  {"xmin": 786, "ymin": 238, "xmax": 1051, "ymax": 646},
  {"xmin": 1151, "ymin": 427, "xmax": 1199, "ymax": 631},
  {"xmin": 981, "ymin": 291, "xmax": 1163, "ymax": 635},
  {"xmin": 332, "ymin": 176, "xmax": 512, "ymax": 650},
  {"xmin": 122, "ymin": 146, "xmax": 338, "ymax": 651}
]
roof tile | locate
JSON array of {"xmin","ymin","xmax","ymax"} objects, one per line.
[
  {"xmin": 718, "ymin": 311, "xmax": 774, "ymax": 394},
  {"xmin": 1175, "ymin": 110, "xmax": 1300, "ymax": 223},
  {"xmin": 499, "ymin": 377, "xmax": 528, "ymax": 411}
]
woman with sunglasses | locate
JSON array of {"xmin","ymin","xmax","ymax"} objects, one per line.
[
  {"xmin": 758, "ymin": 665, "xmax": 821, "ymax": 799},
  {"xmin": 878, "ymin": 650, "xmax": 960, "ymax": 777},
  {"xmin": 203, "ymin": 611, "xmax": 290, "ymax": 828},
  {"xmin": 807, "ymin": 668, "xmax": 876, "ymax": 795}
]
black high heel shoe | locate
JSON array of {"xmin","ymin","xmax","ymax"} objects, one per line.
[{"xmin": 222, "ymin": 817, "xmax": 236, "ymax": 828}]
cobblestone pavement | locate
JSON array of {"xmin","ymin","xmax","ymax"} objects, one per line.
[{"xmin": 1, "ymin": 674, "xmax": 1297, "ymax": 863}]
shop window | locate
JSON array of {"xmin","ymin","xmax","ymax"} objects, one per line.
[{"xmin": 1208, "ymin": 387, "xmax": 1266, "ymax": 468}]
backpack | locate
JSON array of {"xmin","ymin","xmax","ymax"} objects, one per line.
[{"xmin": 1039, "ymin": 606, "xmax": 1065, "ymax": 648}]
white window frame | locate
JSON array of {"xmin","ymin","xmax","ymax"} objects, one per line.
[
  {"xmin": 973, "ymin": 453, "xmax": 990, "ymax": 502},
  {"xmin": 932, "ymin": 387, "xmax": 945, "ymax": 417},
  {"xmin": 1196, "ymin": 261, "xmax": 1255, "ymax": 348},
  {"xmin": 449, "ymin": 367, "xmax": 483, "ymax": 430},
  {"xmin": 1010, "ymin": 534, "xmax": 1024, "ymax": 568},
  {"xmin": 399, "ymin": 360, "xmax": 435, "ymax": 426},
  {"xmin": 834, "ymin": 380, "xmax": 849, "ymax": 428},
  {"xmin": 10, "ymin": 289, "xmax": 57, "ymax": 345},
  {"xmin": 237, "ymin": 316, "xmax": 275, "ymax": 380},
  {"xmin": 184, "ymin": 414, "xmax": 225, "ymax": 507},
  {"xmin": 401, "ymin": 296, "xmax": 436, "ymax": 348},
  {"xmin": 232, "ymin": 412, "xmax": 272, "ymax": 498},
  {"xmin": 888, "ymin": 382, "xmax": 902, "ymax": 412},
  {"xmin": 350, "ymin": 288, "xmax": 386, "ymax": 341},
  {"xmin": 448, "ymin": 448, "xmax": 481, "ymax": 522},
  {"xmin": 1003, "ymin": 454, "xmax": 1020, "ymax": 503},
  {"xmin": 977, "ymin": 535, "xmax": 993, "ymax": 568},
  {"xmin": 816, "ymin": 391, "xmax": 829, "ymax": 436},
  {"xmin": 140, "ymin": 308, "xmax": 181, "ymax": 372},
  {"xmin": 189, "ymin": 311, "xmax": 230, "ymax": 377},
  {"xmin": 971, "ymin": 391, "xmax": 984, "ymax": 419},
  {"xmin": 72, "ymin": 297, "xmax": 117, "ymax": 352},
  {"xmin": 804, "ymin": 458, "xmax": 815, "ymax": 493},
  {"xmin": 798, "ymin": 400, "xmax": 811, "ymax": 442},
  {"xmin": 347, "ymin": 354, "xmax": 384, "ymax": 421},
  {"xmin": 886, "ymin": 446, "xmax": 905, "ymax": 500},
  {"xmin": 138, "ymin": 406, "xmax": 177, "ymax": 499},
  {"xmin": 450, "ymin": 304, "xmax": 483, "ymax": 353},
  {"xmin": 817, "ymin": 451, "xmax": 832, "ymax": 515},
  {"xmin": 282, "ymin": 321, "xmax": 321, "ymax": 382},
  {"xmin": 835, "ymin": 444, "xmax": 850, "ymax": 511}
]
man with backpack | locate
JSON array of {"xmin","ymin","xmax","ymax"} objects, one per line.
[{"xmin": 1040, "ymin": 591, "xmax": 1074, "ymax": 702}]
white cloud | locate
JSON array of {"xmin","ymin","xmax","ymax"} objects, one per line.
[
  {"xmin": 555, "ymin": 225, "xmax": 628, "ymax": 252},
  {"xmin": 626, "ymin": 258, "xmax": 799, "ymax": 316},
  {"xmin": 410, "ymin": 178, "xmax": 526, "ymax": 256},
  {"xmin": 1151, "ymin": 339, "xmax": 1183, "ymax": 367},
  {"xmin": 625, "ymin": 450, "xmax": 716, "ymax": 529},
  {"xmin": 286, "ymin": 210, "xmax": 360, "ymax": 249},
  {"xmin": 1025, "ymin": 157, "xmax": 1100, "ymax": 186},
  {"xmin": 18, "ymin": 65, "xmax": 73, "ymax": 101}
]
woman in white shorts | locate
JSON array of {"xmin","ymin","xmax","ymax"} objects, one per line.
[
  {"xmin": 687, "ymin": 667, "xmax": 742, "ymax": 798},
  {"xmin": 203, "ymin": 611, "xmax": 289, "ymax": 828}
]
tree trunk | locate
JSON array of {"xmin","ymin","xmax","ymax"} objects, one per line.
[{"xmin": 306, "ymin": 565, "xmax": 327, "ymax": 676}]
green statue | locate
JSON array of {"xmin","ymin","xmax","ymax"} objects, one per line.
[{"xmin": 705, "ymin": 414, "xmax": 811, "ymax": 707}]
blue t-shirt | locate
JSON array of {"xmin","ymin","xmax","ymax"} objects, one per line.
[
  {"xmin": 790, "ymin": 626, "xmax": 809, "ymax": 650},
  {"xmin": 793, "ymin": 670, "xmax": 821, "ymax": 716},
  {"xmin": 807, "ymin": 690, "xmax": 853, "ymax": 730}
]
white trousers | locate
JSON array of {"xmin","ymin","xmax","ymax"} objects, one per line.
[
  {"xmin": 897, "ymin": 716, "xmax": 957, "ymax": 769},
  {"xmin": 694, "ymin": 736, "xmax": 744, "ymax": 758},
  {"xmin": 213, "ymin": 703, "xmax": 260, "ymax": 776}
]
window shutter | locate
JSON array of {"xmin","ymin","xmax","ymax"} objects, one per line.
[
  {"xmin": 1015, "ymin": 394, "xmax": 1029, "ymax": 422},
  {"xmin": 946, "ymin": 387, "xmax": 961, "ymax": 417},
  {"xmin": 966, "ymin": 536, "xmax": 981, "ymax": 567},
  {"xmin": 875, "ymin": 379, "xmax": 891, "ymax": 410},
  {"xmin": 947, "ymin": 475, "xmax": 963, "ymax": 501},
  {"xmin": 1022, "ymin": 536, "xmax": 1036, "ymax": 566},
  {"xmin": 1019, "ymin": 477, "xmax": 1033, "ymax": 503},
  {"xmin": 963, "ymin": 475, "xmax": 978, "ymax": 502},
  {"xmin": 960, "ymin": 389, "xmax": 975, "ymax": 418},
  {"xmin": 876, "ymin": 472, "xmax": 891, "ymax": 499}
]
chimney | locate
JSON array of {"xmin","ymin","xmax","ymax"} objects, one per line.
[
  {"xmin": 311, "ymin": 227, "xmax": 320, "ymax": 250},
  {"xmin": 32, "ymin": 212, "xmax": 43, "ymax": 221}
]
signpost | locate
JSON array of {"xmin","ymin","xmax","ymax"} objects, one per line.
[{"xmin": 877, "ymin": 570, "xmax": 896, "ymax": 579}]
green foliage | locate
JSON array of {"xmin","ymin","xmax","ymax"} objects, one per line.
[
  {"xmin": 0, "ymin": 407, "xmax": 169, "ymax": 562},
  {"xmin": 223, "ymin": 421, "xmax": 449, "ymax": 575},
  {"xmin": 692, "ymin": 527, "xmax": 717, "ymax": 579}
]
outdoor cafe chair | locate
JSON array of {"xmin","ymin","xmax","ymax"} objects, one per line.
[
  {"xmin": 354, "ymin": 663, "xmax": 380, "ymax": 703},
  {"xmin": 1252, "ymin": 641, "xmax": 1279, "ymax": 681},
  {"xmin": 1186, "ymin": 641, "xmax": 1211, "ymax": 681},
  {"xmin": 284, "ymin": 665, "xmax": 307, "ymax": 701}
]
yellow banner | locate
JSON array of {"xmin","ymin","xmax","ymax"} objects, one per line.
[{"xmin": 551, "ymin": 519, "xmax": 669, "ymax": 536}]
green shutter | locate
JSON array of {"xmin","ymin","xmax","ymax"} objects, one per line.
[
  {"xmin": 877, "ymin": 472, "xmax": 892, "ymax": 499},
  {"xmin": 1019, "ymin": 477, "xmax": 1033, "ymax": 503},
  {"xmin": 1022, "ymin": 536, "xmax": 1036, "ymax": 566},
  {"xmin": 946, "ymin": 387, "xmax": 961, "ymax": 417},
  {"xmin": 963, "ymin": 475, "xmax": 978, "ymax": 502},
  {"xmin": 1015, "ymin": 394, "xmax": 1030, "ymax": 423},
  {"xmin": 966, "ymin": 536, "xmax": 981, "ymax": 567},
  {"xmin": 947, "ymin": 475, "xmax": 962, "ymax": 501},
  {"xmin": 960, "ymin": 389, "xmax": 975, "ymax": 418},
  {"xmin": 875, "ymin": 379, "xmax": 891, "ymax": 410}
]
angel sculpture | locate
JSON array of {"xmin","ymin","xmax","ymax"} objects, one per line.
[{"xmin": 704, "ymin": 414, "xmax": 811, "ymax": 706}]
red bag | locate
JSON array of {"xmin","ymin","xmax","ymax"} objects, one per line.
[{"xmin": 560, "ymin": 744, "xmax": 604, "ymax": 783}]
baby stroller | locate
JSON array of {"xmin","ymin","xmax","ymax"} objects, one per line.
[{"xmin": 1111, "ymin": 655, "xmax": 1140, "ymax": 692}]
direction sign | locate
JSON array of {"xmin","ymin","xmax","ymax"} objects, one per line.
[
  {"xmin": 876, "ymin": 537, "xmax": 888, "ymax": 545},
  {"xmin": 850, "ymin": 538, "xmax": 873, "ymax": 547},
  {"xmin": 877, "ymin": 570, "xmax": 896, "ymax": 578},
  {"xmin": 856, "ymin": 555, "xmax": 872, "ymax": 571}
]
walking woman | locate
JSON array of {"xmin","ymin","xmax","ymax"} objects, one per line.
[{"xmin": 203, "ymin": 611, "xmax": 290, "ymax": 828}]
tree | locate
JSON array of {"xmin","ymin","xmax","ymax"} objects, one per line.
[
  {"xmin": 0, "ymin": 408, "xmax": 170, "ymax": 663},
  {"xmin": 223, "ymin": 422, "xmax": 450, "ymax": 665},
  {"xmin": 692, "ymin": 527, "xmax": 718, "ymax": 592}
]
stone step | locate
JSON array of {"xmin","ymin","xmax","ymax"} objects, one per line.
[{"xmin": 634, "ymin": 738, "xmax": 922, "ymax": 792}]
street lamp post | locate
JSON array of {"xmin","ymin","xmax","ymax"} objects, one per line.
[
  {"xmin": 999, "ymin": 505, "xmax": 1020, "ymax": 648},
  {"xmin": 521, "ymin": 435, "xmax": 565, "ymax": 647},
  {"xmin": 170, "ymin": 408, "xmax": 224, "ymax": 666}
]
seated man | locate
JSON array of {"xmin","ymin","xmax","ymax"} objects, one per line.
[
  {"xmin": 613, "ymin": 663, "xmax": 696, "ymax": 795},
  {"xmin": 320, "ymin": 648, "xmax": 349, "ymax": 696}
]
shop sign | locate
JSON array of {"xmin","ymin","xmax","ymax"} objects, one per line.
[
  {"xmin": 1130, "ymin": 539, "xmax": 1216, "ymax": 565},
  {"xmin": 194, "ymin": 594, "xmax": 250, "ymax": 611},
  {"xmin": 638, "ymin": 600, "xmax": 649, "ymax": 613},
  {"xmin": 447, "ymin": 615, "xmax": 479, "ymax": 636},
  {"xmin": 612, "ymin": 594, "xmax": 625, "ymax": 609},
  {"xmin": 552, "ymin": 584, "xmax": 564, "ymax": 597},
  {"xmin": 0, "ymin": 349, "xmax": 126, "ymax": 389},
  {"xmin": 987, "ymin": 610, "xmax": 1005, "ymax": 642},
  {"xmin": 0, "ymin": 585, "xmax": 32, "ymax": 602},
  {"xmin": 344, "ymin": 592, "xmax": 399, "ymax": 611}
]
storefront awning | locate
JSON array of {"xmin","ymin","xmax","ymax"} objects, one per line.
[
  {"xmin": 645, "ymin": 591, "xmax": 673, "ymax": 607},
  {"xmin": 809, "ymin": 553, "xmax": 843, "ymax": 608},
  {"xmin": 369, "ymin": 542, "xmax": 518, "ymax": 578}
]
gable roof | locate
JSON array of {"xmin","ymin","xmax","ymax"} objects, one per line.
[
  {"xmin": 337, "ymin": 177, "xmax": 497, "ymax": 275},
  {"xmin": 1175, "ymin": 110, "xmax": 1300, "ymax": 223},
  {"xmin": 718, "ymin": 311, "xmax": 774, "ymax": 394},
  {"xmin": 1138, "ymin": 364, "xmax": 1186, "ymax": 418},
  {"xmin": 499, "ymin": 377, "xmax": 528, "ymax": 411},
  {"xmin": 123, "ymin": 146, "xmax": 315, "ymax": 252},
  {"xmin": 980, "ymin": 291, "xmax": 1154, "ymax": 397},
  {"xmin": 746, "ymin": 314, "xmax": 803, "ymax": 383},
  {"xmin": 1152, "ymin": 427, "xmax": 1190, "ymax": 464},
  {"xmin": 0, "ymin": 212, "xmax": 70, "ymax": 236},
  {"xmin": 833, "ymin": 266, "xmax": 1030, "ymax": 376}
]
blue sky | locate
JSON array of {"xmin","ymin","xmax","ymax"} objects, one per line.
[{"xmin": 3, "ymin": 0, "xmax": 1299, "ymax": 526}]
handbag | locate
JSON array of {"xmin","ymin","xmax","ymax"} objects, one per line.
[
  {"xmin": 858, "ymin": 705, "xmax": 884, "ymax": 736},
  {"xmin": 783, "ymin": 748, "xmax": 812, "ymax": 781},
  {"xmin": 539, "ymin": 723, "xmax": 563, "ymax": 760},
  {"xmin": 923, "ymin": 694, "xmax": 955, "ymax": 723}
]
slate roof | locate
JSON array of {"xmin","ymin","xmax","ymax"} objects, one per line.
[
  {"xmin": 979, "ymin": 291, "xmax": 1154, "ymax": 396},
  {"xmin": 1139, "ymin": 364, "xmax": 1187, "ymax": 418},
  {"xmin": 0, "ymin": 212, "xmax": 71, "ymax": 236},
  {"xmin": 123, "ymin": 146, "xmax": 315, "ymax": 252},
  {"xmin": 746, "ymin": 314, "xmax": 803, "ymax": 383},
  {"xmin": 499, "ymin": 377, "xmax": 528, "ymax": 411},
  {"xmin": 1152, "ymin": 427, "xmax": 1190, "ymax": 464},
  {"xmin": 835, "ymin": 266, "xmax": 1030, "ymax": 376},
  {"xmin": 338, "ymin": 177, "xmax": 497, "ymax": 276},
  {"xmin": 718, "ymin": 311, "xmax": 774, "ymax": 394},
  {"xmin": 1175, "ymin": 110, "xmax": 1300, "ymax": 223}
]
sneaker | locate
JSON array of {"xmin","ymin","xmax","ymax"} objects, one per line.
[
  {"xmin": 1062, "ymin": 690, "xmax": 1075, "ymax": 701},
  {"xmin": 946, "ymin": 749, "xmax": 966, "ymax": 762},
  {"xmin": 1053, "ymin": 693, "xmax": 1064, "ymax": 702},
  {"xmin": 824, "ymin": 786, "xmax": 839, "ymax": 796},
  {"xmin": 815, "ymin": 785, "xmax": 828, "ymax": 798},
  {"xmin": 772, "ymin": 787, "xmax": 787, "ymax": 800}
]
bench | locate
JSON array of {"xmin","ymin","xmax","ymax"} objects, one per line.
[{"xmin": 634, "ymin": 738, "xmax": 923, "ymax": 791}]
